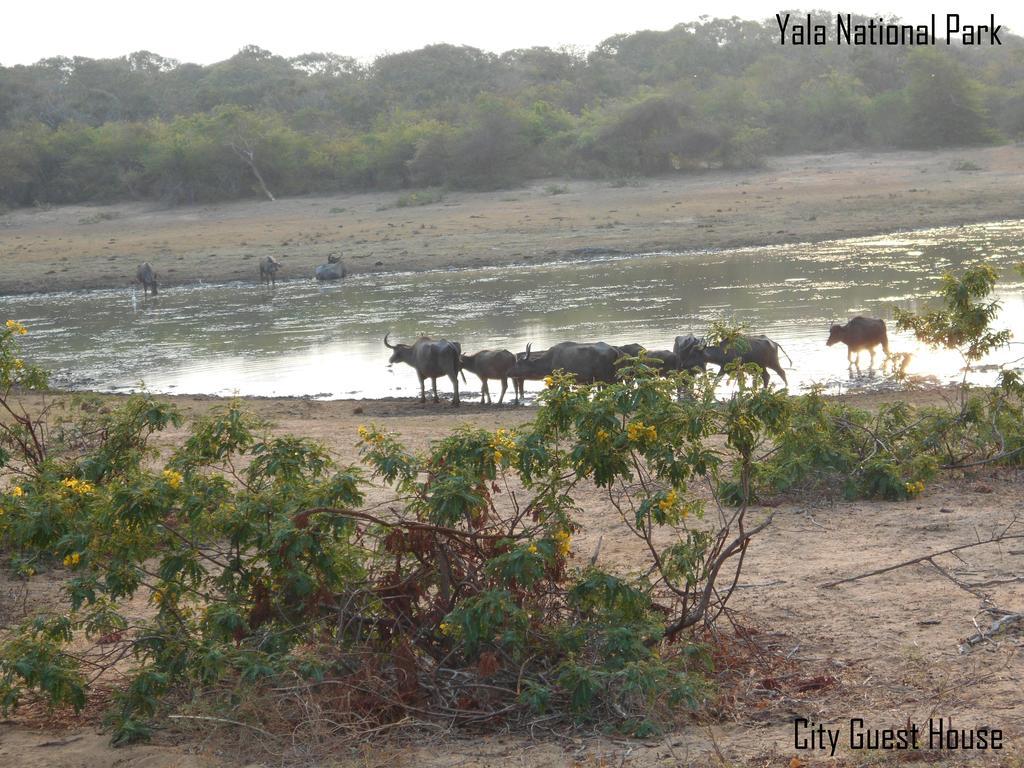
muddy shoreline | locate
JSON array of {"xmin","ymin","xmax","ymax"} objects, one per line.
[{"xmin": 1, "ymin": 145, "xmax": 1023, "ymax": 296}]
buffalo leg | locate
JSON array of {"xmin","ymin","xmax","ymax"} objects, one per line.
[
  {"xmin": 431, "ymin": 378, "xmax": 439, "ymax": 403},
  {"xmin": 450, "ymin": 374, "xmax": 460, "ymax": 407},
  {"xmin": 418, "ymin": 376, "xmax": 427, "ymax": 404},
  {"xmin": 480, "ymin": 379, "xmax": 490, "ymax": 404},
  {"xmin": 497, "ymin": 377, "xmax": 508, "ymax": 404}
]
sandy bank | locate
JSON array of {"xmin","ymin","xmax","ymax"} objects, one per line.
[{"xmin": 1, "ymin": 145, "xmax": 1022, "ymax": 296}]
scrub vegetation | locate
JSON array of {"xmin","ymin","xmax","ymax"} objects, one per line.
[{"xmin": 1, "ymin": 15, "xmax": 1020, "ymax": 207}]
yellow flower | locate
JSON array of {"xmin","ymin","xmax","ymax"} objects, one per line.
[
  {"xmin": 10, "ymin": 485, "xmax": 23, "ymax": 497},
  {"xmin": 492, "ymin": 428, "xmax": 516, "ymax": 451},
  {"xmin": 162, "ymin": 469, "xmax": 183, "ymax": 489},
  {"xmin": 527, "ymin": 543, "xmax": 538, "ymax": 554},
  {"xmin": 63, "ymin": 552, "xmax": 81, "ymax": 567},
  {"xmin": 151, "ymin": 590, "xmax": 163, "ymax": 605},
  {"xmin": 13, "ymin": 359, "xmax": 23, "ymax": 369},
  {"xmin": 554, "ymin": 530, "xmax": 571, "ymax": 556},
  {"xmin": 658, "ymin": 489, "xmax": 678, "ymax": 512},
  {"xmin": 5, "ymin": 319, "xmax": 27, "ymax": 335},
  {"xmin": 596, "ymin": 429, "xmax": 609, "ymax": 442},
  {"xmin": 439, "ymin": 622, "xmax": 453, "ymax": 636},
  {"xmin": 544, "ymin": 376, "xmax": 554, "ymax": 387},
  {"xmin": 493, "ymin": 450, "xmax": 503, "ymax": 463},
  {"xmin": 628, "ymin": 421, "xmax": 655, "ymax": 442},
  {"xmin": 61, "ymin": 477, "xmax": 94, "ymax": 494},
  {"xmin": 357, "ymin": 425, "xmax": 369, "ymax": 439}
]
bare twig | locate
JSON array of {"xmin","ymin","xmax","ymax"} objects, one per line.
[
  {"xmin": 821, "ymin": 521, "xmax": 1023, "ymax": 588},
  {"xmin": 167, "ymin": 714, "xmax": 276, "ymax": 738},
  {"xmin": 959, "ymin": 613, "xmax": 1024, "ymax": 653}
]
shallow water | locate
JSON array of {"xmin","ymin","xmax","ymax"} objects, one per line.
[{"xmin": 4, "ymin": 220, "xmax": 1024, "ymax": 400}]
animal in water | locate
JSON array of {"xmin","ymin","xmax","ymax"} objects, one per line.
[
  {"xmin": 259, "ymin": 255, "xmax": 281, "ymax": 285},
  {"xmin": 461, "ymin": 349, "xmax": 518, "ymax": 404},
  {"xmin": 315, "ymin": 255, "xmax": 347, "ymax": 281},
  {"xmin": 135, "ymin": 262, "xmax": 158, "ymax": 296},
  {"xmin": 384, "ymin": 333, "xmax": 464, "ymax": 406},
  {"xmin": 826, "ymin": 316, "xmax": 890, "ymax": 368},
  {"xmin": 675, "ymin": 334, "xmax": 790, "ymax": 387},
  {"xmin": 509, "ymin": 341, "xmax": 623, "ymax": 385}
]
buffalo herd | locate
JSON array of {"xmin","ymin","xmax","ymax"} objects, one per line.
[
  {"xmin": 385, "ymin": 316, "xmax": 893, "ymax": 406},
  {"xmin": 135, "ymin": 255, "xmax": 347, "ymax": 293},
  {"xmin": 129, "ymin": 261, "xmax": 891, "ymax": 405}
]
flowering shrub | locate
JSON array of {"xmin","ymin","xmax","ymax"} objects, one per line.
[{"xmin": 0, "ymin": 324, "xmax": 788, "ymax": 744}]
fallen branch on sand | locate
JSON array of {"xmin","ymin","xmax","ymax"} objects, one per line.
[
  {"xmin": 959, "ymin": 612, "xmax": 1024, "ymax": 653},
  {"xmin": 820, "ymin": 517, "xmax": 1022, "ymax": 589}
]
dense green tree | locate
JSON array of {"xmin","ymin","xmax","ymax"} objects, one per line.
[
  {"xmin": 0, "ymin": 14, "xmax": 1018, "ymax": 208},
  {"xmin": 903, "ymin": 48, "xmax": 996, "ymax": 147}
]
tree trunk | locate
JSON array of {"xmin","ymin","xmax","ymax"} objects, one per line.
[{"xmin": 229, "ymin": 141, "xmax": 276, "ymax": 202}]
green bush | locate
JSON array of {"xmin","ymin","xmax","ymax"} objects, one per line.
[{"xmin": 0, "ymin": 328, "xmax": 785, "ymax": 744}]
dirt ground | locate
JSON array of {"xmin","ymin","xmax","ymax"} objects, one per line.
[
  {"xmin": 1, "ymin": 145, "xmax": 1023, "ymax": 295},
  {"xmin": 1, "ymin": 391, "xmax": 1022, "ymax": 767}
]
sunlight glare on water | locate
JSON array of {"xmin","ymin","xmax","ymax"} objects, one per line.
[{"xmin": 4, "ymin": 220, "xmax": 1023, "ymax": 400}]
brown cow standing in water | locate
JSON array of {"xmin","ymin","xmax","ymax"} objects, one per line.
[{"xmin": 826, "ymin": 316, "xmax": 890, "ymax": 368}]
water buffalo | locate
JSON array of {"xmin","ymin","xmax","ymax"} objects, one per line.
[
  {"xmin": 385, "ymin": 333, "xmax": 464, "ymax": 406},
  {"xmin": 509, "ymin": 341, "xmax": 622, "ymax": 385},
  {"xmin": 510, "ymin": 348, "xmax": 541, "ymax": 402},
  {"xmin": 315, "ymin": 256, "xmax": 347, "ymax": 281},
  {"xmin": 644, "ymin": 349, "xmax": 679, "ymax": 375},
  {"xmin": 617, "ymin": 344, "xmax": 678, "ymax": 375},
  {"xmin": 675, "ymin": 334, "xmax": 789, "ymax": 387},
  {"xmin": 461, "ymin": 349, "xmax": 517, "ymax": 404},
  {"xmin": 136, "ymin": 262, "xmax": 158, "ymax": 295},
  {"xmin": 259, "ymin": 255, "xmax": 281, "ymax": 285},
  {"xmin": 618, "ymin": 343, "xmax": 645, "ymax": 356},
  {"xmin": 827, "ymin": 316, "xmax": 890, "ymax": 368}
]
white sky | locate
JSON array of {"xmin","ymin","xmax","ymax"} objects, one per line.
[{"xmin": 2, "ymin": 1, "xmax": 1021, "ymax": 66}]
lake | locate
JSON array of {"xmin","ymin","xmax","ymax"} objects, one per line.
[{"xmin": 5, "ymin": 219, "xmax": 1023, "ymax": 400}]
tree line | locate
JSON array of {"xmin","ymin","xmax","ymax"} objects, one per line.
[{"xmin": 1, "ymin": 14, "xmax": 1022, "ymax": 208}]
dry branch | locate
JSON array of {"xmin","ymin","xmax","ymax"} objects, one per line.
[
  {"xmin": 959, "ymin": 613, "xmax": 1024, "ymax": 652},
  {"xmin": 820, "ymin": 522, "xmax": 1023, "ymax": 589}
]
